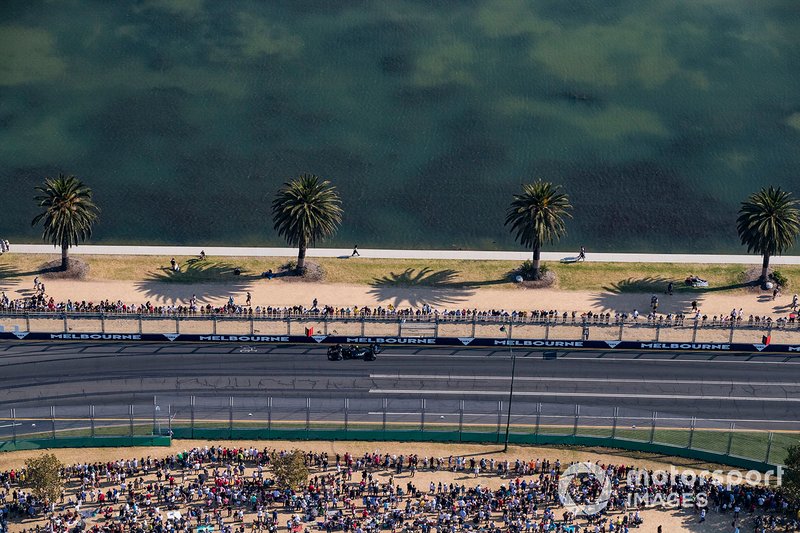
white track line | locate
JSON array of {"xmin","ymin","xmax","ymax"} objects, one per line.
[
  {"xmin": 369, "ymin": 374, "xmax": 800, "ymax": 387},
  {"xmin": 376, "ymin": 353, "xmax": 800, "ymax": 364},
  {"xmin": 368, "ymin": 389, "xmax": 800, "ymax": 402}
]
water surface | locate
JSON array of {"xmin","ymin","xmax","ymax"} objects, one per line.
[{"xmin": 1, "ymin": 0, "xmax": 799, "ymax": 252}]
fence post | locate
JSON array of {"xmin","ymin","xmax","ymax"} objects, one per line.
[
  {"xmin": 25, "ymin": 313, "xmax": 30, "ymax": 332},
  {"xmin": 655, "ymin": 325, "xmax": 660, "ymax": 341},
  {"xmin": 213, "ymin": 315, "xmax": 217, "ymax": 334},
  {"xmin": 138, "ymin": 314, "xmax": 143, "ymax": 335},
  {"xmin": 63, "ymin": 313, "xmax": 68, "ymax": 333},
  {"xmin": 765, "ymin": 432, "xmax": 774, "ymax": 464},
  {"xmin": 458, "ymin": 400, "xmax": 464, "ymax": 441},
  {"xmin": 101, "ymin": 311, "xmax": 105, "ymax": 333},
  {"xmin": 361, "ymin": 316, "xmax": 366, "ymax": 336},
  {"xmin": 190, "ymin": 396, "xmax": 195, "ymax": 438},
  {"xmin": 153, "ymin": 396, "xmax": 158, "ymax": 435},
  {"xmin": 692, "ymin": 320, "xmax": 698, "ymax": 342},
  {"xmin": 618, "ymin": 321, "xmax": 624, "ymax": 341},
  {"xmin": 344, "ymin": 398, "xmax": 349, "ymax": 433},
  {"xmin": 323, "ymin": 316, "xmax": 328, "ymax": 336},
  {"xmin": 382, "ymin": 398, "xmax": 388, "ymax": 432},
  {"xmin": 267, "ymin": 397, "xmax": 272, "ymax": 433},
  {"xmin": 397, "ymin": 318, "xmax": 402, "ymax": 336},
  {"xmin": 471, "ymin": 315, "xmax": 476, "ymax": 338},
  {"xmin": 611, "ymin": 407, "xmax": 619, "ymax": 439},
  {"xmin": 420, "ymin": 399, "xmax": 426, "ymax": 432},
  {"xmin": 534, "ymin": 403, "xmax": 541, "ymax": 442},
  {"xmin": 434, "ymin": 317, "xmax": 439, "ymax": 338},
  {"xmin": 726, "ymin": 422, "xmax": 735, "ymax": 456},
  {"xmin": 496, "ymin": 401, "xmax": 503, "ymax": 442},
  {"xmin": 90, "ymin": 405, "xmax": 95, "ymax": 438},
  {"xmin": 287, "ymin": 317, "xmax": 291, "ymax": 336},
  {"xmin": 10, "ymin": 408, "xmax": 16, "ymax": 442},
  {"xmin": 305, "ymin": 398, "xmax": 311, "ymax": 433},
  {"xmin": 228, "ymin": 396, "xmax": 233, "ymax": 438},
  {"xmin": 175, "ymin": 316, "xmax": 180, "ymax": 334},
  {"xmin": 649, "ymin": 412, "xmax": 657, "ymax": 444},
  {"xmin": 545, "ymin": 321, "xmax": 550, "ymax": 340},
  {"xmin": 573, "ymin": 405, "xmax": 580, "ymax": 437},
  {"xmin": 250, "ymin": 315, "xmax": 254, "ymax": 335},
  {"xmin": 51, "ymin": 405, "xmax": 56, "ymax": 439},
  {"xmin": 129, "ymin": 405, "xmax": 134, "ymax": 437},
  {"xmin": 687, "ymin": 417, "xmax": 696, "ymax": 449},
  {"xmin": 168, "ymin": 404, "xmax": 172, "ymax": 436},
  {"xmin": 729, "ymin": 321, "xmax": 735, "ymax": 343}
]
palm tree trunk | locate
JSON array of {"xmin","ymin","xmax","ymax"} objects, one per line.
[
  {"xmin": 297, "ymin": 241, "xmax": 307, "ymax": 274},
  {"xmin": 61, "ymin": 243, "xmax": 69, "ymax": 271},
  {"xmin": 761, "ymin": 253, "xmax": 770, "ymax": 283},
  {"xmin": 532, "ymin": 242, "xmax": 541, "ymax": 280}
]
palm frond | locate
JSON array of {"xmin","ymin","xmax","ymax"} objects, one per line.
[
  {"xmin": 272, "ymin": 174, "xmax": 343, "ymax": 247},
  {"xmin": 737, "ymin": 186, "xmax": 800, "ymax": 257},
  {"xmin": 31, "ymin": 174, "xmax": 100, "ymax": 248},
  {"xmin": 504, "ymin": 180, "xmax": 572, "ymax": 250}
]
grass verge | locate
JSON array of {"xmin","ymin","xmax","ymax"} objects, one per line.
[{"xmin": 1, "ymin": 253, "xmax": 799, "ymax": 292}]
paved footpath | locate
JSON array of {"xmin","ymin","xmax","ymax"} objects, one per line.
[
  {"xmin": 2, "ymin": 244, "xmax": 799, "ymax": 322},
  {"xmin": 11, "ymin": 243, "xmax": 800, "ymax": 264}
]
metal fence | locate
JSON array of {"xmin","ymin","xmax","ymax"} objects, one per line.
[
  {"xmin": 2, "ymin": 311, "xmax": 800, "ymax": 344},
  {"xmin": 2, "ymin": 396, "xmax": 797, "ymax": 469}
]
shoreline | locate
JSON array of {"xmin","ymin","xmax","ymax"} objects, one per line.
[{"xmin": 9, "ymin": 243, "xmax": 800, "ymax": 264}]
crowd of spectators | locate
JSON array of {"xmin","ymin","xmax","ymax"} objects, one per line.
[
  {"xmin": 2, "ymin": 446, "xmax": 798, "ymax": 533},
  {"xmin": 0, "ymin": 292, "xmax": 798, "ymax": 331}
]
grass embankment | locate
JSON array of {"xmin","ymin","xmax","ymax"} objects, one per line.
[
  {"xmin": 14, "ymin": 421, "xmax": 796, "ymax": 465},
  {"xmin": 1, "ymin": 253, "xmax": 799, "ymax": 292}
]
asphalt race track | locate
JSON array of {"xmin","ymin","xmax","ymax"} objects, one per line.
[{"xmin": 1, "ymin": 342, "xmax": 799, "ymax": 438}]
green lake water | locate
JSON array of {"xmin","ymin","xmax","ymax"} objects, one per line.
[{"xmin": 1, "ymin": 0, "xmax": 799, "ymax": 252}]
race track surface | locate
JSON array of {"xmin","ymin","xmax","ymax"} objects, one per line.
[{"xmin": 1, "ymin": 342, "xmax": 798, "ymax": 437}]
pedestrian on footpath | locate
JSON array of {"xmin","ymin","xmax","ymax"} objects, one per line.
[
  {"xmin": 792, "ymin": 293, "xmax": 798, "ymax": 310},
  {"xmin": 578, "ymin": 246, "xmax": 586, "ymax": 261},
  {"xmin": 351, "ymin": 245, "xmax": 360, "ymax": 257},
  {"xmin": 246, "ymin": 292, "xmax": 251, "ymax": 306}
]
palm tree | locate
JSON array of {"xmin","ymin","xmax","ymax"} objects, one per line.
[
  {"xmin": 31, "ymin": 174, "xmax": 100, "ymax": 271},
  {"xmin": 505, "ymin": 180, "xmax": 572, "ymax": 279},
  {"xmin": 737, "ymin": 186, "xmax": 800, "ymax": 284},
  {"xmin": 272, "ymin": 174, "xmax": 343, "ymax": 273}
]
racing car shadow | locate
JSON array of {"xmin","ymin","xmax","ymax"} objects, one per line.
[{"xmin": 369, "ymin": 268, "xmax": 496, "ymax": 307}]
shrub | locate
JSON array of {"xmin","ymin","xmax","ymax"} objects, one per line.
[
  {"xmin": 770, "ymin": 270, "xmax": 789, "ymax": 288},
  {"xmin": 515, "ymin": 260, "xmax": 547, "ymax": 281},
  {"xmin": 25, "ymin": 453, "xmax": 64, "ymax": 503},
  {"xmin": 271, "ymin": 449, "xmax": 309, "ymax": 489}
]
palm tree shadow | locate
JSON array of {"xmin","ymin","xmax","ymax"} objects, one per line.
[
  {"xmin": 592, "ymin": 277, "xmax": 700, "ymax": 314},
  {"xmin": 0, "ymin": 263, "xmax": 22, "ymax": 292},
  {"xmin": 0, "ymin": 260, "xmax": 80, "ymax": 291},
  {"xmin": 369, "ymin": 268, "xmax": 479, "ymax": 307},
  {"xmin": 0, "ymin": 262, "xmax": 62, "ymax": 291},
  {"xmin": 592, "ymin": 276, "xmax": 758, "ymax": 314},
  {"xmin": 135, "ymin": 259, "xmax": 261, "ymax": 304}
]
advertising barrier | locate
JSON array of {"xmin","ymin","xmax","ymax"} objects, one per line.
[{"xmin": 1, "ymin": 331, "xmax": 799, "ymax": 353}]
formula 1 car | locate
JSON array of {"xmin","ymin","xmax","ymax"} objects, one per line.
[{"xmin": 327, "ymin": 343, "xmax": 381, "ymax": 361}]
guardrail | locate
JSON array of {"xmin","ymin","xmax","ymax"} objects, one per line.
[
  {"xmin": 1, "ymin": 397, "xmax": 795, "ymax": 470},
  {"xmin": 2, "ymin": 311, "xmax": 800, "ymax": 346}
]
